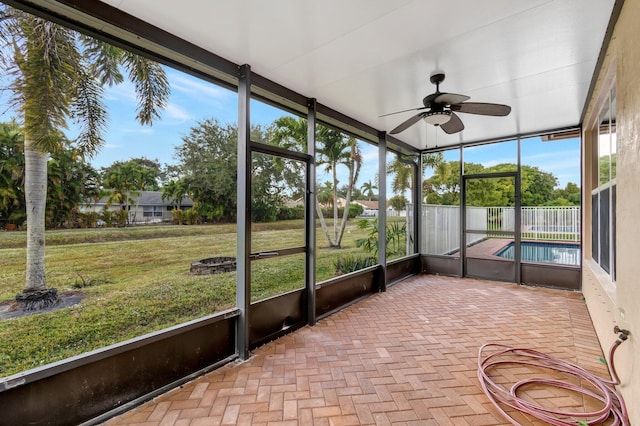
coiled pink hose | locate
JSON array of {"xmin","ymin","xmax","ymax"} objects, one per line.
[{"xmin": 478, "ymin": 337, "xmax": 629, "ymax": 425}]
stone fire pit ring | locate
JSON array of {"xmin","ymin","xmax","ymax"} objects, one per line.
[{"xmin": 190, "ymin": 256, "xmax": 237, "ymax": 275}]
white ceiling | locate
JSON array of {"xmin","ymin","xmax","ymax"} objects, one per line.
[{"xmin": 98, "ymin": 0, "xmax": 614, "ymax": 149}]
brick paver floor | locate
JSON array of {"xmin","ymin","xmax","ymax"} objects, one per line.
[{"xmin": 103, "ymin": 275, "xmax": 612, "ymax": 425}]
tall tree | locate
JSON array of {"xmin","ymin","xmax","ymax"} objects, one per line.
[
  {"xmin": 314, "ymin": 127, "xmax": 361, "ymax": 248},
  {"xmin": 101, "ymin": 158, "xmax": 162, "ymax": 223},
  {"xmin": 270, "ymin": 117, "xmax": 363, "ymax": 248},
  {"xmin": 1, "ymin": 123, "xmax": 101, "ymax": 229},
  {"xmin": 104, "ymin": 157, "xmax": 163, "ymax": 189},
  {"xmin": 0, "ymin": 121, "xmax": 25, "ymax": 227},
  {"xmin": 386, "ymin": 156, "xmax": 414, "ymax": 195},
  {"xmin": 316, "ymin": 181, "xmax": 334, "ymax": 208},
  {"xmin": 423, "ymin": 160, "xmax": 562, "ymax": 207},
  {"xmin": 360, "ymin": 180, "xmax": 377, "ymax": 201},
  {"xmin": 174, "ymin": 118, "xmax": 238, "ymax": 222},
  {"xmin": 0, "ymin": 6, "xmax": 169, "ymax": 309},
  {"xmin": 389, "ymin": 194, "xmax": 408, "ymax": 212},
  {"xmin": 268, "ymin": 116, "xmax": 307, "ymax": 152},
  {"xmin": 46, "ymin": 143, "xmax": 100, "ymax": 228},
  {"xmin": 551, "ymin": 182, "xmax": 580, "ymax": 206},
  {"xmin": 102, "ymin": 161, "xmax": 143, "ymax": 223},
  {"xmin": 161, "ymin": 178, "xmax": 190, "ymax": 210}
]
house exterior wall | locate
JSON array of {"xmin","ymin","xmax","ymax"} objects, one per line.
[
  {"xmin": 582, "ymin": 0, "xmax": 639, "ymax": 422},
  {"xmin": 82, "ymin": 204, "xmax": 174, "ymax": 224},
  {"xmin": 81, "ymin": 191, "xmax": 193, "ymax": 224}
]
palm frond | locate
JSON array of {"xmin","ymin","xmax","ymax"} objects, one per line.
[
  {"xmin": 80, "ymin": 35, "xmax": 124, "ymax": 86},
  {"xmin": 121, "ymin": 51, "xmax": 170, "ymax": 125},
  {"xmin": 71, "ymin": 68, "xmax": 107, "ymax": 158},
  {"xmin": 17, "ymin": 16, "xmax": 80, "ymax": 152}
]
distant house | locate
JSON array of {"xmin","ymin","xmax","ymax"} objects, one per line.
[
  {"xmin": 351, "ymin": 200, "xmax": 380, "ymax": 217},
  {"xmin": 83, "ymin": 191, "xmax": 194, "ymax": 224}
]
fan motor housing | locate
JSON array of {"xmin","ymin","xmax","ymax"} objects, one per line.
[{"xmin": 423, "ymin": 93, "xmax": 438, "ymax": 108}]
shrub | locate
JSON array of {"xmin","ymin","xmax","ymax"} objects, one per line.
[
  {"xmin": 194, "ymin": 202, "xmax": 229, "ymax": 223},
  {"xmin": 114, "ymin": 209, "xmax": 129, "ymax": 227},
  {"xmin": 252, "ymin": 201, "xmax": 278, "ymax": 223},
  {"xmin": 277, "ymin": 205, "xmax": 305, "ymax": 221},
  {"xmin": 356, "ymin": 219, "xmax": 407, "ymax": 257},
  {"xmin": 172, "ymin": 208, "xmax": 183, "ymax": 225},
  {"xmin": 101, "ymin": 210, "xmax": 114, "ymax": 227},
  {"xmin": 334, "ymin": 255, "xmax": 377, "ymax": 275},
  {"xmin": 348, "ymin": 203, "xmax": 364, "ymax": 218},
  {"xmin": 80, "ymin": 211, "xmax": 99, "ymax": 228},
  {"xmin": 321, "ymin": 204, "xmax": 362, "ymax": 219},
  {"xmin": 184, "ymin": 208, "xmax": 201, "ymax": 225}
]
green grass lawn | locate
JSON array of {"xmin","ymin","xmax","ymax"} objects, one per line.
[{"xmin": 0, "ymin": 218, "xmax": 408, "ymax": 376}]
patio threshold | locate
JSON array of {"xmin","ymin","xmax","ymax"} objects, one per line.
[{"xmin": 103, "ymin": 275, "xmax": 612, "ymax": 425}]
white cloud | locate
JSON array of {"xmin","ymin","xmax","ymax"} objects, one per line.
[
  {"xmin": 521, "ymin": 149, "xmax": 579, "ymax": 163},
  {"xmin": 361, "ymin": 150, "xmax": 379, "ymax": 162},
  {"xmin": 122, "ymin": 127, "xmax": 154, "ymax": 134},
  {"xmin": 168, "ymin": 71, "xmax": 232, "ymax": 103},
  {"xmin": 163, "ymin": 102, "xmax": 192, "ymax": 122},
  {"xmin": 103, "ymin": 80, "xmax": 137, "ymax": 103}
]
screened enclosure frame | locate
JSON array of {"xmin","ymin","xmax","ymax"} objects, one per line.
[
  {"xmin": 0, "ymin": 1, "xmax": 583, "ymax": 424},
  {"xmin": 419, "ymin": 131, "xmax": 582, "ymax": 290}
]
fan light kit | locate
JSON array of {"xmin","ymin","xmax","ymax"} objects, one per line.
[
  {"xmin": 423, "ymin": 110, "xmax": 451, "ymax": 126},
  {"xmin": 381, "ymin": 72, "xmax": 511, "ymax": 135}
]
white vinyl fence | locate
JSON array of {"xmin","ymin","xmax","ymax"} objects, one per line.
[
  {"xmin": 408, "ymin": 205, "xmax": 580, "ymax": 255},
  {"xmin": 520, "ymin": 206, "xmax": 581, "ymax": 241}
]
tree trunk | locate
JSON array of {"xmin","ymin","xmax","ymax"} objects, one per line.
[
  {"xmin": 16, "ymin": 139, "xmax": 59, "ymax": 310},
  {"xmin": 316, "ymin": 196, "xmax": 336, "ymax": 248},
  {"xmin": 332, "ymin": 167, "xmax": 339, "ymax": 244},
  {"xmin": 24, "ymin": 140, "xmax": 47, "ymax": 291},
  {"xmin": 336, "ymin": 162, "xmax": 356, "ymax": 248}
]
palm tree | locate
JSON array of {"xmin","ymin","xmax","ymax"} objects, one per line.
[
  {"xmin": 102, "ymin": 161, "xmax": 144, "ymax": 224},
  {"xmin": 0, "ymin": 6, "xmax": 169, "ymax": 309},
  {"xmin": 316, "ymin": 129, "xmax": 361, "ymax": 248},
  {"xmin": 386, "ymin": 156, "xmax": 415, "ymax": 195},
  {"xmin": 162, "ymin": 178, "xmax": 190, "ymax": 210},
  {"xmin": 316, "ymin": 181, "xmax": 334, "ymax": 208},
  {"xmin": 269, "ymin": 116, "xmax": 307, "ymax": 151},
  {"xmin": 270, "ymin": 118, "xmax": 362, "ymax": 248},
  {"xmin": 361, "ymin": 179, "xmax": 377, "ymax": 201}
]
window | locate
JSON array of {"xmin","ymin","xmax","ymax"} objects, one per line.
[
  {"xmin": 387, "ymin": 150, "xmax": 416, "ymax": 260},
  {"xmin": 143, "ymin": 206, "xmax": 164, "ymax": 217},
  {"xmin": 591, "ymin": 87, "xmax": 617, "ymax": 281},
  {"xmin": 0, "ymin": 5, "xmax": 240, "ymax": 375},
  {"xmin": 421, "ymin": 149, "xmax": 459, "ymax": 256}
]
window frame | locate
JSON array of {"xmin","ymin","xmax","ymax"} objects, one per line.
[{"xmin": 590, "ymin": 85, "xmax": 617, "ymax": 282}]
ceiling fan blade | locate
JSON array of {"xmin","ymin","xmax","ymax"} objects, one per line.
[
  {"xmin": 379, "ymin": 106, "xmax": 427, "ymax": 118},
  {"xmin": 440, "ymin": 112, "xmax": 464, "ymax": 134},
  {"xmin": 452, "ymin": 102, "xmax": 511, "ymax": 116},
  {"xmin": 435, "ymin": 93, "xmax": 470, "ymax": 105},
  {"xmin": 390, "ymin": 113, "xmax": 424, "ymax": 134}
]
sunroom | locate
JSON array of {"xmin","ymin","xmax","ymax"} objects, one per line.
[{"xmin": 0, "ymin": 0, "xmax": 637, "ymax": 425}]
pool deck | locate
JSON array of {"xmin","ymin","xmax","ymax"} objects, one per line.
[
  {"xmin": 465, "ymin": 238, "xmax": 581, "ymax": 261},
  {"xmin": 466, "ymin": 238, "xmax": 512, "ymax": 260}
]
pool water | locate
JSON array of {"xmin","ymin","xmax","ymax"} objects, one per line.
[{"xmin": 495, "ymin": 242, "xmax": 580, "ymax": 265}]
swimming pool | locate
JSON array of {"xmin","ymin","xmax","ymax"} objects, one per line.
[{"xmin": 495, "ymin": 242, "xmax": 580, "ymax": 265}]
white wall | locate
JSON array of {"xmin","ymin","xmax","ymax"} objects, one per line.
[{"xmin": 582, "ymin": 1, "xmax": 640, "ymax": 422}]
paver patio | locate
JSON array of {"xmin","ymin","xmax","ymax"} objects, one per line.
[{"xmin": 103, "ymin": 274, "xmax": 612, "ymax": 425}]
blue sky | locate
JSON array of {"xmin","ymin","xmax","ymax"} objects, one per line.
[{"xmin": 1, "ymin": 65, "xmax": 580, "ymax": 195}]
